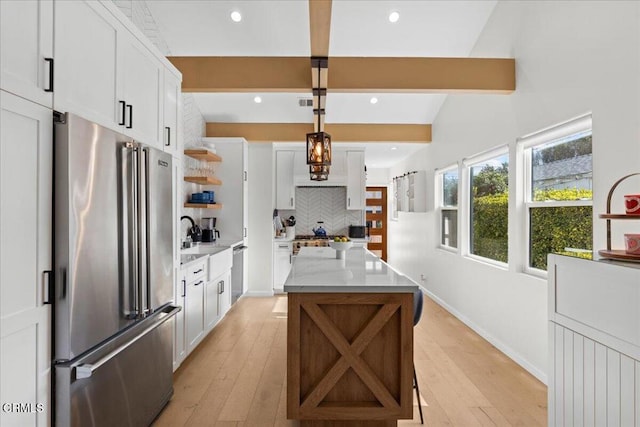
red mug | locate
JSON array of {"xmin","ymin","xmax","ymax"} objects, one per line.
[
  {"xmin": 624, "ymin": 234, "xmax": 640, "ymax": 254},
  {"xmin": 625, "ymin": 194, "xmax": 640, "ymax": 215}
]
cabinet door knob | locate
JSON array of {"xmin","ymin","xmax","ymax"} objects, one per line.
[{"xmin": 165, "ymin": 126, "xmax": 171, "ymax": 146}]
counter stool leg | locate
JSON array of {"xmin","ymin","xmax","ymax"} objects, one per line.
[{"xmin": 414, "ymin": 364, "xmax": 424, "ymax": 424}]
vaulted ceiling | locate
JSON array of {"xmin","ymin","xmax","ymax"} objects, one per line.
[{"xmin": 146, "ymin": 0, "xmax": 513, "ymax": 167}]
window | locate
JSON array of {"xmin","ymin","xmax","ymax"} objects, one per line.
[
  {"xmin": 437, "ymin": 167, "xmax": 458, "ymax": 249},
  {"xmin": 522, "ymin": 115, "xmax": 593, "ymax": 272},
  {"xmin": 468, "ymin": 151, "xmax": 509, "ymax": 264}
]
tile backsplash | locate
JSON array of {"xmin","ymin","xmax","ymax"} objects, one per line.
[{"xmin": 279, "ymin": 187, "xmax": 364, "ymax": 236}]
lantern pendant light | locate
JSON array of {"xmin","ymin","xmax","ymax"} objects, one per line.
[
  {"xmin": 309, "ymin": 164, "xmax": 330, "ymax": 181},
  {"xmin": 306, "ymin": 58, "xmax": 331, "ymax": 169}
]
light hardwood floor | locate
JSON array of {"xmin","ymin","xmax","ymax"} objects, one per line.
[{"xmin": 153, "ymin": 295, "xmax": 547, "ymax": 426}]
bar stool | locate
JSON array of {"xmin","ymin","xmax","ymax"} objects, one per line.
[{"xmin": 413, "ymin": 288, "xmax": 424, "ymax": 424}]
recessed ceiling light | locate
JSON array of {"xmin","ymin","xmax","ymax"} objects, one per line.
[
  {"xmin": 230, "ymin": 11, "xmax": 242, "ymax": 22},
  {"xmin": 254, "ymin": 96, "xmax": 262, "ymax": 104},
  {"xmin": 370, "ymin": 97, "xmax": 378, "ymax": 104},
  {"xmin": 388, "ymin": 11, "xmax": 400, "ymax": 23},
  {"xmin": 390, "ymin": 146, "xmax": 398, "ymax": 151}
]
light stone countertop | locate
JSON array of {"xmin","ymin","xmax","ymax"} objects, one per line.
[{"xmin": 284, "ymin": 246, "xmax": 419, "ymax": 293}]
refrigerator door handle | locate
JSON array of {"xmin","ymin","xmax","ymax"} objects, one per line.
[
  {"xmin": 142, "ymin": 147, "xmax": 151, "ymax": 315},
  {"xmin": 132, "ymin": 146, "xmax": 142, "ymax": 318},
  {"xmin": 75, "ymin": 305, "xmax": 181, "ymax": 379}
]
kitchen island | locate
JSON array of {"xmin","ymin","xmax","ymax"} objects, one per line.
[{"xmin": 284, "ymin": 247, "xmax": 419, "ymax": 426}]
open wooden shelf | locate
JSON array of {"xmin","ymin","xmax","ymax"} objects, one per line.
[
  {"xmin": 598, "ymin": 249, "xmax": 640, "ymax": 262},
  {"xmin": 184, "ymin": 149, "xmax": 222, "ymax": 162},
  {"xmin": 183, "ymin": 203, "xmax": 223, "ymax": 209},
  {"xmin": 600, "ymin": 214, "xmax": 640, "ymax": 220},
  {"xmin": 184, "ymin": 176, "xmax": 222, "ymax": 185}
]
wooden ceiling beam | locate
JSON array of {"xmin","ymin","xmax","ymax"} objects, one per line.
[
  {"xmin": 330, "ymin": 57, "xmax": 515, "ymax": 93},
  {"xmin": 167, "ymin": 57, "xmax": 311, "ymax": 92},
  {"xmin": 206, "ymin": 123, "xmax": 431, "ymax": 143},
  {"xmin": 309, "ymin": 0, "xmax": 332, "ymax": 58},
  {"xmin": 168, "ymin": 56, "xmax": 515, "ymax": 93}
]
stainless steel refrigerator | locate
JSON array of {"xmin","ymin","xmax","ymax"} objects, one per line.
[{"xmin": 53, "ymin": 113, "xmax": 179, "ymax": 426}]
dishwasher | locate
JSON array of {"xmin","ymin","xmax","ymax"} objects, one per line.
[{"xmin": 231, "ymin": 244, "xmax": 247, "ymax": 304}]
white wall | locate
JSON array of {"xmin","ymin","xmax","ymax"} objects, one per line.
[
  {"xmin": 247, "ymin": 144, "xmax": 275, "ymax": 296},
  {"xmin": 387, "ymin": 0, "xmax": 640, "ymax": 384}
]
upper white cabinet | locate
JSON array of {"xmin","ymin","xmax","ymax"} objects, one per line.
[
  {"xmin": 276, "ymin": 150, "xmax": 296, "ymax": 209},
  {"xmin": 0, "ymin": 0, "xmax": 53, "ymax": 108},
  {"xmin": 118, "ymin": 30, "xmax": 163, "ymax": 148},
  {"xmin": 393, "ymin": 171, "xmax": 427, "ymax": 213},
  {"xmin": 163, "ymin": 69, "xmax": 182, "ymax": 157},
  {"xmin": 54, "ymin": 0, "xmax": 179, "ymax": 150},
  {"xmin": 54, "ymin": 0, "xmax": 121, "ymax": 131},
  {"xmin": 1, "ymin": 91, "xmax": 52, "ymax": 427},
  {"xmin": 346, "ymin": 151, "xmax": 366, "ymax": 210}
]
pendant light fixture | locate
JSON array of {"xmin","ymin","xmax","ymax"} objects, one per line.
[
  {"xmin": 309, "ymin": 164, "xmax": 330, "ymax": 181},
  {"xmin": 307, "ymin": 57, "xmax": 331, "ymax": 177}
]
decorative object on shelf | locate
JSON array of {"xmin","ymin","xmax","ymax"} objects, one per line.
[
  {"xmin": 625, "ymin": 194, "xmax": 640, "ymax": 215},
  {"xmin": 624, "ymin": 234, "xmax": 640, "ymax": 254},
  {"xmin": 184, "ymin": 149, "xmax": 223, "ymax": 185},
  {"xmin": 310, "ymin": 164, "xmax": 330, "ymax": 181},
  {"xmin": 189, "ymin": 191, "xmax": 214, "ymax": 204},
  {"xmin": 306, "ymin": 57, "xmax": 331, "ymax": 170},
  {"xmin": 598, "ymin": 172, "xmax": 640, "ymax": 262}
]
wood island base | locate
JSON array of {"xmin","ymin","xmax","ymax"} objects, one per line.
[{"xmin": 287, "ymin": 292, "xmax": 414, "ymax": 425}]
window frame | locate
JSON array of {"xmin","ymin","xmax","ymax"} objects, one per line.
[
  {"xmin": 519, "ymin": 114, "xmax": 593, "ymax": 277},
  {"xmin": 436, "ymin": 164, "xmax": 460, "ymax": 252},
  {"xmin": 462, "ymin": 145, "xmax": 510, "ymax": 269}
]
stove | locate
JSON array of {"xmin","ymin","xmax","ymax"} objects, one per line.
[{"xmin": 292, "ymin": 235, "xmax": 338, "ymax": 255}]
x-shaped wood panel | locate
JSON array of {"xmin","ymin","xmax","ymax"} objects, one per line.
[{"xmin": 287, "ymin": 293, "xmax": 413, "ymax": 421}]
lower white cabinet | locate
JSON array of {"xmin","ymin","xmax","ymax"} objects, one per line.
[
  {"xmin": 0, "ymin": 90, "xmax": 52, "ymax": 426},
  {"xmin": 273, "ymin": 241, "xmax": 293, "ymax": 292},
  {"xmin": 548, "ymin": 254, "xmax": 640, "ymax": 426},
  {"xmin": 175, "ymin": 249, "xmax": 233, "ymax": 369},
  {"xmin": 182, "ymin": 259, "xmax": 206, "ymax": 357}
]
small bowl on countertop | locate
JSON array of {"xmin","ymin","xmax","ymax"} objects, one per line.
[{"xmin": 328, "ymin": 241, "xmax": 353, "ymax": 259}]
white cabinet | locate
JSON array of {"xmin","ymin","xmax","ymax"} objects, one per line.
[
  {"xmin": 204, "ymin": 277, "xmax": 220, "ymax": 332},
  {"xmin": 346, "ymin": 151, "xmax": 366, "ymax": 210},
  {"xmin": 0, "ymin": 0, "xmax": 53, "ymax": 108},
  {"xmin": 118, "ymin": 30, "xmax": 163, "ymax": 148},
  {"xmin": 54, "ymin": 0, "xmax": 177, "ymax": 149},
  {"xmin": 407, "ymin": 171, "xmax": 427, "ymax": 212},
  {"xmin": 548, "ymin": 255, "xmax": 640, "ymax": 426},
  {"xmin": 173, "ymin": 269, "xmax": 186, "ymax": 371},
  {"xmin": 273, "ymin": 242, "xmax": 293, "ymax": 292},
  {"xmin": 54, "ymin": 0, "xmax": 121, "ymax": 131},
  {"xmin": 184, "ymin": 260, "xmax": 206, "ymax": 355},
  {"xmin": 276, "ymin": 150, "xmax": 296, "ymax": 209},
  {"xmin": 163, "ymin": 69, "xmax": 182, "ymax": 157},
  {"xmin": 205, "ymin": 138, "xmax": 248, "ymax": 242},
  {"xmin": 204, "ymin": 248, "xmax": 232, "ymax": 331},
  {"xmin": 393, "ymin": 171, "xmax": 427, "ymax": 213},
  {"xmin": 217, "ymin": 271, "xmax": 232, "ymax": 321},
  {"xmin": 0, "ymin": 91, "xmax": 52, "ymax": 427}
]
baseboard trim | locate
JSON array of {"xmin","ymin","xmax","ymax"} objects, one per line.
[{"xmin": 419, "ymin": 285, "xmax": 548, "ymax": 385}]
